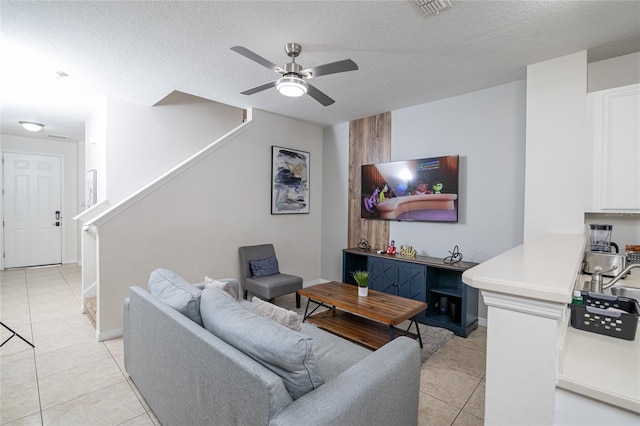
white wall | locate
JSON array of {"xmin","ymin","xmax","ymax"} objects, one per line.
[
  {"xmin": 85, "ymin": 99, "xmax": 107, "ymax": 205},
  {"xmin": 1, "ymin": 134, "xmax": 79, "ymax": 265},
  {"xmin": 391, "ymin": 80, "xmax": 526, "ymax": 262},
  {"xmin": 321, "ymin": 122, "xmax": 350, "ymax": 281},
  {"xmin": 84, "ymin": 96, "xmax": 243, "ymax": 208},
  {"xmin": 524, "ymin": 51, "xmax": 587, "ymax": 241},
  {"xmin": 97, "ymin": 109, "xmax": 323, "ymax": 336},
  {"xmin": 588, "ymin": 52, "xmax": 640, "ymax": 93},
  {"xmin": 321, "ymin": 81, "xmax": 527, "ymax": 322}
]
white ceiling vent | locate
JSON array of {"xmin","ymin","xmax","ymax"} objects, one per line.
[
  {"xmin": 415, "ymin": 0, "xmax": 451, "ymax": 15},
  {"xmin": 47, "ymin": 134, "xmax": 68, "ymax": 140}
]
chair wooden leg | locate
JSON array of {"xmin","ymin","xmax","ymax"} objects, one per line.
[{"xmin": 296, "ymin": 292, "xmax": 301, "ymax": 309}]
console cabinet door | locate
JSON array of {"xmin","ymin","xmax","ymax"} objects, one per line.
[
  {"xmin": 368, "ymin": 257, "xmax": 427, "ymax": 312},
  {"xmin": 368, "ymin": 257, "xmax": 396, "ymax": 294},
  {"xmin": 396, "ymin": 263, "xmax": 427, "ymax": 300},
  {"xmin": 397, "ymin": 262, "xmax": 427, "ymax": 320}
]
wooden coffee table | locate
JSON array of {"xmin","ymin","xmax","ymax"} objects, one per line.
[{"xmin": 298, "ymin": 281, "xmax": 428, "ymax": 350}]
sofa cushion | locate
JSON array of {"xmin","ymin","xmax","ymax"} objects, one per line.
[
  {"xmin": 148, "ymin": 268, "xmax": 203, "ymax": 326},
  {"xmin": 204, "ymin": 276, "xmax": 238, "ymax": 300},
  {"xmin": 250, "ymin": 256, "xmax": 280, "ymax": 278},
  {"xmin": 201, "ymin": 288, "xmax": 324, "ymax": 400},
  {"xmin": 301, "ymin": 323, "xmax": 372, "ymax": 382},
  {"xmin": 252, "ymin": 297, "xmax": 301, "ymax": 332}
]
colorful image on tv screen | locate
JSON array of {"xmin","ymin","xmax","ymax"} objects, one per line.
[{"xmin": 361, "ymin": 155, "xmax": 459, "ymax": 222}]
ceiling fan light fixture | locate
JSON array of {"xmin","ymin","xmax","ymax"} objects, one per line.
[
  {"xmin": 19, "ymin": 121, "xmax": 45, "ymax": 132},
  {"xmin": 276, "ymin": 76, "xmax": 308, "ymax": 97}
]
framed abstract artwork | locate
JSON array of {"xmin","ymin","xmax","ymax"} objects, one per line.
[
  {"xmin": 86, "ymin": 169, "xmax": 97, "ymax": 208},
  {"xmin": 271, "ymin": 146, "xmax": 310, "ymax": 214}
]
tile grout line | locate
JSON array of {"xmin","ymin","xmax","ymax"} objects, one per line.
[
  {"xmin": 60, "ymin": 268, "xmax": 153, "ymax": 424},
  {"xmin": 451, "ymin": 377, "xmax": 485, "ymax": 425},
  {"xmin": 24, "ymin": 268, "xmax": 45, "ymax": 426},
  {"xmin": 418, "ymin": 334, "xmax": 486, "ymax": 425},
  {"xmin": 56, "ymin": 266, "xmax": 148, "ymax": 425},
  {"xmin": 417, "ymin": 388, "xmax": 463, "ymax": 424},
  {"xmin": 37, "ymin": 381, "xmax": 127, "ymax": 417},
  {"xmin": 103, "ymin": 338, "xmax": 149, "ymax": 415}
]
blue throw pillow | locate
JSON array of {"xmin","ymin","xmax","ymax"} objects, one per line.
[{"xmin": 250, "ymin": 256, "xmax": 280, "ymax": 278}]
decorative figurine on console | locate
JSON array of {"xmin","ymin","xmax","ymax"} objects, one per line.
[
  {"xmin": 386, "ymin": 240, "xmax": 396, "ymax": 255},
  {"xmin": 444, "ymin": 245, "xmax": 463, "ymax": 264},
  {"xmin": 399, "ymin": 245, "xmax": 417, "ymax": 258},
  {"xmin": 358, "ymin": 238, "xmax": 371, "ymax": 251}
]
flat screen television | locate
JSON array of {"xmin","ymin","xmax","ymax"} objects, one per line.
[{"xmin": 361, "ymin": 155, "xmax": 459, "ymax": 222}]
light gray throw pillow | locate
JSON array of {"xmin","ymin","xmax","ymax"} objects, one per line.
[
  {"xmin": 252, "ymin": 297, "xmax": 302, "ymax": 332},
  {"xmin": 204, "ymin": 276, "xmax": 238, "ymax": 300},
  {"xmin": 201, "ymin": 288, "xmax": 324, "ymax": 399},
  {"xmin": 148, "ymin": 268, "xmax": 203, "ymax": 326}
]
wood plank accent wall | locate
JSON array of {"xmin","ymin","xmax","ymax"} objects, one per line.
[{"xmin": 348, "ymin": 112, "xmax": 391, "ymax": 250}]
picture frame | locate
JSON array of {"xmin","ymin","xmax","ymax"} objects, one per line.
[
  {"xmin": 271, "ymin": 146, "xmax": 310, "ymax": 214},
  {"xmin": 86, "ymin": 169, "xmax": 97, "ymax": 208}
]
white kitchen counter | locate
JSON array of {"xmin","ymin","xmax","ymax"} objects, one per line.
[
  {"xmin": 462, "ymin": 233, "xmax": 640, "ymax": 423},
  {"xmin": 462, "ymin": 233, "xmax": 585, "ymax": 304},
  {"xmin": 557, "ymin": 272, "xmax": 640, "ymax": 414}
]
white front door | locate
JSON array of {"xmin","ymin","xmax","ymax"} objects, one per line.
[{"xmin": 3, "ymin": 152, "xmax": 62, "ymax": 268}]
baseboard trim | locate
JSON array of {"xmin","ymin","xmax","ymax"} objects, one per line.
[
  {"xmin": 303, "ymin": 278, "xmax": 330, "ymax": 288},
  {"xmin": 97, "ymin": 328, "xmax": 123, "ymax": 342}
]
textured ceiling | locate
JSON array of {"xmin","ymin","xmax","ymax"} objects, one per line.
[{"xmin": 1, "ymin": 1, "xmax": 639, "ymax": 143}]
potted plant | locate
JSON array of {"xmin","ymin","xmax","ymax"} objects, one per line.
[{"xmin": 352, "ymin": 270, "xmax": 369, "ymax": 297}]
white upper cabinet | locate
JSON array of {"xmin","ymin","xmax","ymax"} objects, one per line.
[{"xmin": 586, "ymin": 83, "xmax": 640, "ymax": 213}]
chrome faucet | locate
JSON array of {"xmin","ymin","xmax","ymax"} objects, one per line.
[
  {"xmin": 603, "ymin": 263, "xmax": 640, "ymax": 289},
  {"xmin": 591, "ymin": 263, "xmax": 640, "ymax": 292}
]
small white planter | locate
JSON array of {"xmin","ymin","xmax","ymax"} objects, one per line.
[{"xmin": 358, "ymin": 286, "xmax": 368, "ymax": 297}]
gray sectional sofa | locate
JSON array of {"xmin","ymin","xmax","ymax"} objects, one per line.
[{"xmin": 123, "ymin": 273, "xmax": 421, "ymax": 426}]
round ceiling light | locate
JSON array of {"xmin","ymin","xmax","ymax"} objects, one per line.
[
  {"xmin": 19, "ymin": 121, "xmax": 45, "ymax": 132},
  {"xmin": 276, "ymin": 76, "xmax": 308, "ymax": 98}
]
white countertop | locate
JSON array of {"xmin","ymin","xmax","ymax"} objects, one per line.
[
  {"xmin": 462, "ymin": 233, "xmax": 640, "ymax": 414},
  {"xmin": 462, "ymin": 233, "xmax": 586, "ymax": 303},
  {"xmin": 557, "ymin": 272, "xmax": 640, "ymax": 414}
]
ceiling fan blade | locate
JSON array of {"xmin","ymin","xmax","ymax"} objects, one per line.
[
  {"xmin": 306, "ymin": 83, "xmax": 335, "ymax": 106},
  {"xmin": 302, "ymin": 59, "xmax": 358, "ymax": 78},
  {"xmin": 240, "ymin": 81, "xmax": 276, "ymax": 95},
  {"xmin": 231, "ymin": 46, "xmax": 284, "ymax": 73}
]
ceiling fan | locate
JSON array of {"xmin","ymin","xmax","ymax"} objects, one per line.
[{"xmin": 231, "ymin": 43, "xmax": 358, "ymax": 106}]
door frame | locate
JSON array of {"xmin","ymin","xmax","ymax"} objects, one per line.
[{"xmin": 1, "ymin": 150, "xmax": 67, "ymax": 270}]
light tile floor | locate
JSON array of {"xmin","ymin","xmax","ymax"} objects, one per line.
[{"xmin": 1, "ymin": 265, "xmax": 486, "ymax": 425}]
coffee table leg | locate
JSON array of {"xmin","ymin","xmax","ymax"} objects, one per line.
[
  {"xmin": 413, "ymin": 320, "xmax": 424, "ymax": 349},
  {"xmin": 389, "ymin": 325, "xmax": 395, "ymax": 342},
  {"xmin": 302, "ymin": 299, "xmax": 311, "ymax": 322},
  {"xmin": 302, "ymin": 298, "xmax": 334, "ymax": 321}
]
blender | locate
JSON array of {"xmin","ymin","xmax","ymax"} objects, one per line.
[
  {"xmin": 584, "ymin": 224, "xmax": 625, "ymax": 278},
  {"xmin": 589, "ymin": 224, "xmax": 618, "ymax": 253}
]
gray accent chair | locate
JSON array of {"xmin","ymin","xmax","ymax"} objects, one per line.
[{"xmin": 239, "ymin": 244, "xmax": 302, "ymax": 308}]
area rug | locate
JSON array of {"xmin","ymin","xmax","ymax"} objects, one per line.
[
  {"xmin": 276, "ymin": 293, "xmax": 454, "ymax": 364},
  {"xmin": 401, "ymin": 319, "xmax": 454, "ymax": 363}
]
